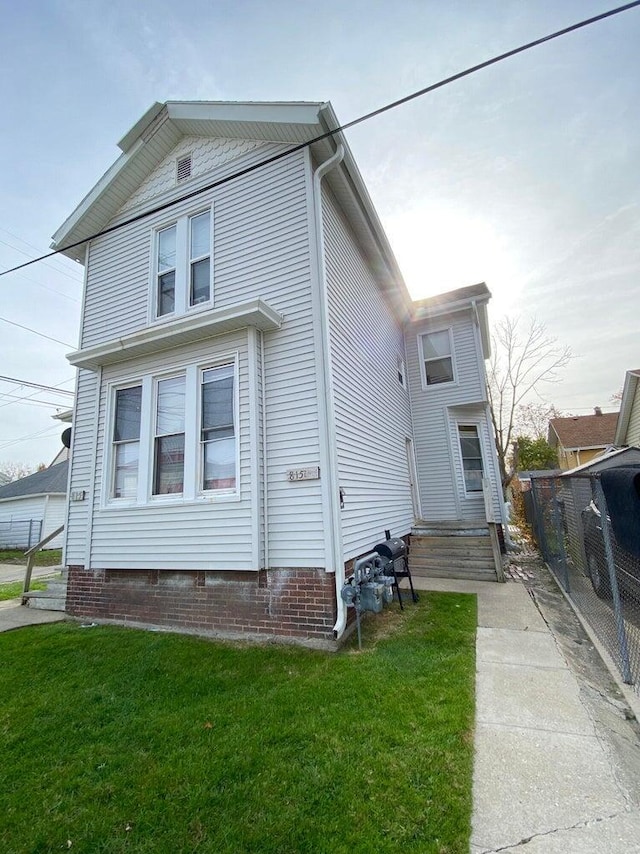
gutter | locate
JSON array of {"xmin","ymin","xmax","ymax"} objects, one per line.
[{"xmin": 311, "ymin": 143, "xmax": 347, "ymax": 639}]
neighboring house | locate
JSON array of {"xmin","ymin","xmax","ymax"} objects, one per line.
[
  {"xmin": 614, "ymin": 368, "xmax": 640, "ymax": 448},
  {"xmin": 51, "ymin": 100, "xmax": 505, "ymax": 646},
  {"xmin": 548, "ymin": 408, "xmax": 619, "ymax": 471},
  {"xmin": 0, "ymin": 472, "xmax": 9, "ymax": 487},
  {"xmin": 0, "ymin": 461, "xmax": 69, "ymax": 549}
]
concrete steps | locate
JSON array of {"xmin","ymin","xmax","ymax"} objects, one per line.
[
  {"xmin": 410, "ymin": 521, "xmax": 500, "ymax": 582},
  {"xmin": 23, "ymin": 576, "xmax": 67, "ymax": 611}
]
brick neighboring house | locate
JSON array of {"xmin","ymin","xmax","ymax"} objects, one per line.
[{"xmin": 548, "ymin": 408, "xmax": 619, "ymax": 471}]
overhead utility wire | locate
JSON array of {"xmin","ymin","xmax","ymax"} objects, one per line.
[
  {"xmin": 0, "ymin": 315, "xmax": 74, "ymax": 348},
  {"xmin": 1, "ymin": 0, "xmax": 638, "ymax": 279},
  {"xmin": 0, "ymin": 375, "xmax": 75, "ymax": 396}
]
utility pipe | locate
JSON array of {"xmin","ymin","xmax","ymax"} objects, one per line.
[{"xmin": 311, "ymin": 142, "xmax": 346, "ymax": 639}]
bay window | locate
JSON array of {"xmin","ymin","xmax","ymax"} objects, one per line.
[{"xmin": 106, "ymin": 356, "xmax": 238, "ymax": 505}]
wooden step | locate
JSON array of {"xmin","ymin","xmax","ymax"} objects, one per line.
[{"xmin": 410, "ymin": 564, "xmax": 497, "ymax": 582}]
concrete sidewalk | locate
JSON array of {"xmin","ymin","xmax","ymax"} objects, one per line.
[
  {"xmin": 412, "ymin": 576, "xmax": 640, "ymax": 854},
  {"xmin": 0, "ymin": 599, "xmax": 65, "ymax": 631}
]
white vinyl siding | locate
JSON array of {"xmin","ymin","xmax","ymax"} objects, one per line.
[
  {"xmin": 627, "ymin": 391, "xmax": 640, "ymax": 447},
  {"xmin": 0, "ymin": 494, "xmax": 67, "ymax": 549},
  {"xmin": 405, "ymin": 311, "xmax": 489, "ymax": 521},
  {"xmin": 322, "ymin": 185, "xmax": 414, "ymax": 558},
  {"xmin": 73, "ymin": 144, "xmax": 324, "ymax": 570},
  {"xmin": 64, "ymin": 369, "xmax": 99, "ymax": 563},
  {"xmin": 90, "ymin": 333, "xmax": 251, "ymax": 570}
]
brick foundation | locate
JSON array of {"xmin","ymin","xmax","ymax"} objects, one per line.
[{"xmin": 66, "ymin": 565, "xmax": 337, "ymax": 645}]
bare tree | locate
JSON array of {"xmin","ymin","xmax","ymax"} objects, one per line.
[
  {"xmin": 487, "ymin": 317, "xmax": 571, "ymax": 494},
  {"xmin": 515, "ymin": 401, "xmax": 564, "ymax": 440},
  {"xmin": 0, "ymin": 461, "xmax": 36, "ymax": 482}
]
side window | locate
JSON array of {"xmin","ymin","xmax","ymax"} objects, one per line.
[
  {"xmin": 112, "ymin": 385, "xmax": 142, "ymax": 499},
  {"xmin": 201, "ymin": 364, "xmax": 236, "ymax": 491},
  {"xmin": 156, "ymin": 225, "xmax": 177, "ymax": 317},
  {"xmin": 421, "ymin": 329, "xmax": 454, "ymax": 385},
  {"xmin": 153, "ymin": 376, "xmax": 186, "ymax": 495},
  {"xmin": 458, "ymin": 425, "xmax": 484, "ymax": 493},
  {"xmin": 189, "ymin": 211, "xmax": 211, "ymax": 307}
]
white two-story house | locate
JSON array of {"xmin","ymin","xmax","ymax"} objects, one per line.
[{"xmin": 52, "ymin": 100, "xmax": 504, "ymax": 646}]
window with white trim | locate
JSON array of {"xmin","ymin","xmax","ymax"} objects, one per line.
[
  {"xmin": 421, "ymin": 329, "xmax": 454, "ymax": 386},
  {"xmin": 458, "ymin": 425, "xmax": 484, "ymax": 493},
  {"xmin": 153, "ymin": 375, "xmax": 186, "ymax": 495},
  {"xmin": 201, "ymin": 364, "xmax": 236, "ymax": 491},
  {"xmin": 105, "ymin": 358, "xmax": 238, "ymax": 505},
  {"xmin": 111, "ymin": 385, "xmax": 142, "ymax": 499},
  {"xmin": 153, "ymin": 209, "xmax": 212, "ymax": 319}
]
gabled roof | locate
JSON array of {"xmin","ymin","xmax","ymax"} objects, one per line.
[
  {"xmin": 614, "ymin": 368, "xmax": 640, "ymax": 445},
  {"xmin": 548, "ymin": 412, "xmax": 619, "ymax": 450},
  {"xmin": 51, "ymin": 100, "xmax": 411, "ymax": 316},
  {"xmin": 0, "ymin": 460, "xmax": 69, "ymax": 501}
]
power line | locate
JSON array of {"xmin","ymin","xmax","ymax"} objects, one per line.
[
  {"xmin": 0, "ymin": 375, "xmax": 75, "ymax": 396},
  {"xmin": 0, "ymin": 425, "xmax": 62, "ymax": 452},
  {"xmin": 0, "ymin": 392, "xmax": 73, "ymax": 409},
  {"xmin": 1, "ymin": 1, "xmax": 639, "ymax": 279},
  {"xmin": 0, "ymin": 235, "xmax": 83, "ymax": 282},
  {"xmin": 0, "ymin": 315, "xmax": 74, "ymax": 348}
]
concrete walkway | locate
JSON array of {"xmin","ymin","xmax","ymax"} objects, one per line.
[
  {"xmin": 412, "ymin": 576, "xmax": 640, "ymax": 853},
  {"xmin": 0, "ymin": 599, "xmax": 65, "ymax": 631}
]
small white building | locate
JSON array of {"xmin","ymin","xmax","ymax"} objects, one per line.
[
  {"xmin": 52, "ymin": 100, "xmax": 505, "ymax": 645},
  {"xmin": 0, "ymin": 461, "xmax": 68, "ymax": 549}
]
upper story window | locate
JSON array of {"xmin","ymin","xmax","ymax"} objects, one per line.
[
  {"xmin": 397, "ymin": 355, "xmax": 407, "ymax": 388},
  {"xmin": 153, "ymin": 209, "xmax": 212, "ymax": 320},
  {"xmin": 421, "ymin": 329, "xmax": 454, "ymax": 386}
]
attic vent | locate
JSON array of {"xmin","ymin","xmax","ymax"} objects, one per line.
[{"xmin": 176, "ymin": 155, "xmax": 192, "ymax": 183}]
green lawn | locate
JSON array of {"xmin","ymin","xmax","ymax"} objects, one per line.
[
  {"xmin": 0, "ymin": 593, "xmax": 476, "ymax": 854},
  {"xmin": 0, "ymin": 579, "xmax": 50, "ymax": 601},
  {"xmin": 0, "ymin": 548, "xmax": 63, "ymax": 566}
]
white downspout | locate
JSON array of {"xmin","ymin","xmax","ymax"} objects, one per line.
[{"xmin": 312, "ymin": 143, "xmax": 346, "ymax": 639}]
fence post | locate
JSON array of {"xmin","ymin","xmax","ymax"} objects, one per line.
[
  {"xmin": 593, "ymin": 478, "xmax": 633, "ymax": 684},
  {"xmin": 550, "ymin": 479, "xmax": 570, "ymax": 593}
]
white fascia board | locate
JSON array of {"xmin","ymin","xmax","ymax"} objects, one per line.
[
  {"xmin": 50, "ymin": 137, "xmax": 146, "ymax": 260},
  {"xmin": 614, "ymin": 370, "xmax": 639, "ymax": 445},
  {"xmin": 118, "ymin": 101, "xmax": 165, "ymax": 152},
  {"xmin": 67, "ymin": 299, "xmax": 282, "ymax": 371},
  {"xmin": 166, "ymin": 100, "xmax": 324, "ymax": 127}
]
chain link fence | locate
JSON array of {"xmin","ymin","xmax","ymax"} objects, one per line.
[{"xmin": 528, "ymin": 471, "xmax": 640, "ymax": 692}]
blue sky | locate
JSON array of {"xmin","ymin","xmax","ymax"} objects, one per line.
[{"xmin": 1, "ymin": 0, "xmax": 639, "ymax": 464}]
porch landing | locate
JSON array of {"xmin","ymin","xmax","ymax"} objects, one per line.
[{"xmin": 410, "ymin": 520, "xmax": 504, "ymax": 583}]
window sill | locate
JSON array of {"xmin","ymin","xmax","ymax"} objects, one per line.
[
  {"xmin": 101, "ymin": 492, "xmax": 241, "ymax": 510},
  {"xmin": 68, "ymin": 299, "xmax": 282, "ymax": 370}
]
